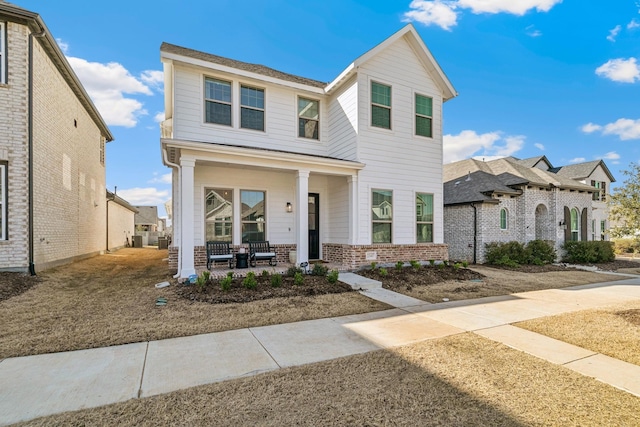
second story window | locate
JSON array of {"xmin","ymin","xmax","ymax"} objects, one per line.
[
  {"xmin": 591, "ymin": 180, "xmax": 606, "ymax": 201},
  {"xmin": 204, "ymin": 78, "xmax": 232, "ymax": 126},
  {"xmin": 241, "ymin": 85, "xmax": 265, "ymax": 131},
  {"xmin": 298, "ymin": 97, "xmax": 319, "ymax": 139},
  {"xmin": 371, "ymin": 81, "xmax": 391, "ymax": 129},
  {"xmin": 415, "ymin": 94, "xmax": 433, "ymax": 138},
  {"xmin": 0, "ymin": 22, "xmax": 6, "ymax": 84}
]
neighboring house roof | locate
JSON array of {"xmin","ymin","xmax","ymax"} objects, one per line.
[
  {"xmin": 444, "ymin": 171, "xmax": 523, "ymax": 205},
  {"xmin": 0, "ymin": 2, "xmax": 113, "ymax": 141},
  {"xmin": 510, "ymin": 155, "xmax": 553, "ymax": 170},
  {"xmin": 549, "ymin": 160, "xmax": 616, "ymax": 183},
  {"xmin": 107, "ymin": 190, "xmax": 138, "ymax": 213},
  {"xmin": 161, "ymin": 24, "xmax": 457, "ymax": 101}
]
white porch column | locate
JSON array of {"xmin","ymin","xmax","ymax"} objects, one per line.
[
  {"xmin": 179, "ymin": 158, "xmax": 196, "ymax": 278},
  {"xmin": 348, "ymin": 174, "xmax": 359, "ymax": 245},
  {"xmin": 295, "ymin": 170, "xmax": 310, "ymax": 265}
]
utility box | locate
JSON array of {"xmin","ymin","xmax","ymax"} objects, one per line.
[
  {"xmin": 158, "ymin": 237, "xmax": 169, "ymax": 250},
  {"xmin": 132, "ymin": 235, "xmax": 143, "ymax": 248}
]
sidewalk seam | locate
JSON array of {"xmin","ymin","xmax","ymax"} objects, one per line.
[
  {"xmin": 248, "ymin": 328, "xmax": 282, "ymax": 369},
  {"xmin": 137, "ymin": 342, "xmax": 150, "ymax": 399},
  {"xmin": 561, "ymin": 353, "xmax": 598, "ymax": 366}
]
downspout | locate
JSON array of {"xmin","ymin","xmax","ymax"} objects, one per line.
[
  {"xmin": 28, "ymin": 28, "xmax": 46, "ymax": 275},
  {"xmin": 106, "ymin": 187, "xmax": 116, "ymax": 252},
  {"xmin": 470, "ymin": 203, "xmax": 477, "ymax": 264},
  {"xmin": 162, "ymin": 148, "xmax": 181, "ymax": 278}
]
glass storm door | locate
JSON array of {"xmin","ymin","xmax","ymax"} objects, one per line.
[{"xmin": 308, "ymin": 193, "xmax": 320, "ymax": 259}]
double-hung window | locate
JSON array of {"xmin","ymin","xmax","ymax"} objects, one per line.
[
  {"xmin": 240, "ymin": 85, "xmax": 265, "ymax": 131},
  {"xmin": 298, "ymin": 97, "xmax": 319, "ymax": 139},
  {"xmin": 204, "ymin": 78, "xmax": 232, "ymax": 126},
  {"xmin": 371, "ymin": 82, "xmax": 391, "ymax": 129},
  {"xmin": 241, "ymin": 190, "xmax": 266, "ymax": 242},
  {"xmin": 205, "ymin": 188, "xmax": 233, "ymax": 242},
  {"xmin": 415, "ymin": 94, "xmax": 433, "ymax": 138},
  {"xmin": 372, "ymin": 189, "xmax": 392, "ymax": 243},
  {"xmin": 0, "ymin": 22, "xmax": 5, "ymax": 84},
  {"xmin": 416, "ymin": 193, "xmax": 433, "ymax": 243},
  {"xmin": 570, "ymin": 208, "xmax": 579, "ymax": 241},
  {"xmin": 591, "ymin": 180, "xmax": 606, "ymax": 201}
]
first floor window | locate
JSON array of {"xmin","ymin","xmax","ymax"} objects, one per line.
[
  {"xmin": 0, "ymin": 163, "xmax": 6, "ymax": 240},
  {"xmin": 601, "ymin": 220, "xmax": 606, "ymax": 240},
  {"xmin": 372, "ymin": 189, "xmax": 392, "ymax": 243},
  {"xmin": 205, "ymin": 78, "xmax": 232, "ymax": 126},
  {"xmin": 241, "ymin": 190, "xmax": 265, "ymax": 242},
  {"xmin": 415, "ymin": 94, "xmax": 433, "ymax": 138},
  {"xmin": 298, "ymin": 97, "xmax": 319, "ymax": 139},
  {"xmin": 570, "ymin": 208, "xmax": 579, "ymax": 241},
  {"xmin": 371, "ymin": 81, "xmax": 391, "ymax": 129},
  {"xmin": 205, "ymin": 188, "xmax": 233, "ymax": 242},
  {"xmin": 500, "ymin": 208, "xmax": 508, "ymax": 230},
  {"xmin": 416, "ymin": 193, "xmax": 433, "ymax": 243},
  {"xmin": 592, "ymin": 219, "xmax": 596, "ymax": 241},
  {"xmin": 0, "ymin": 22, "xmax": 5, "ymax": 84},
  {"xmin": 241, "ymin": 85, "xmax": 265, "ymax": 131}
]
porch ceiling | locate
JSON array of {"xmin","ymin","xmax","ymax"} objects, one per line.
[{"xmin": 162, "ymin": 138, "xmax": 365, "ymax": 176}]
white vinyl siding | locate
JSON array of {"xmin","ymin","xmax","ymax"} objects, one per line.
[{"xmin": 327, "ymin": 77, "xmax": 358, "ymax": 160}]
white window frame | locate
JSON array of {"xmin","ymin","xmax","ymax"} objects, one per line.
[
  {"xmin": 370, "ymin": 80, "xmax": 392, "ymax": 130},
  {"xmin": 240, "ymin": 84, "xmax": 265, "ymax": 131},
  {"xmin": 204, "ymin": 77, "xmax": 233, "ymax": 127},
  {"xmin": 0, "ymin": 163, "xmax": 6, "ymax": 240},
  {"xmin": 415, "ymin": 93, "xmax": 433, "ymax": 138},
  {"xmin": 0, "ymin": 22, "xmax": 6, "ymax": 84},
  {"xmin": 371, "ymin": 189, "xmax": 392, "ymax": 244},
  {"xmin": 297, "ymin": 96, "xmax": 320, "ymax": 140},
  {"xmin": 500, "ymin": 208, "xmax": 508, "ymax": 230},
  {"xmin": 570, "ymin": 208, "xmax": 579, "ymax": 241},
  {"xmin": 416, "ymin": 192, "xmax": 434, "ymax": 243}
]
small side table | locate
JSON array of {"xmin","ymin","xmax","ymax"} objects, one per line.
[{"xmin": 235, "ymin": 253, "xmax": 249, "ymax": 269}]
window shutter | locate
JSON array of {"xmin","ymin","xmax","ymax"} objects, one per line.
[
  {"xmin": 564, "ymin": 206, "xmax": 570, "ymax": 243},
  {"xmin": 581, "ymin": 208, "xmax": 588, "ymax": 241}
]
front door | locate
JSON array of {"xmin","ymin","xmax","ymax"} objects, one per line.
[{"xmin": 308, "ymin": 193, "xmax": 320, "ymax": 260}]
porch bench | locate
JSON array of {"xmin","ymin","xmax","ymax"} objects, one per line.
[
  {"xmin": 206, "ymin": 241, "xmax": 234, "ymax": 269},
  {"xmin": 249, "ymin": 241, "xmax": 277, "ymax": 267}
]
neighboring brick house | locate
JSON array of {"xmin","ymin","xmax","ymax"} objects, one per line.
[
  {"xmin": 160, "ymin": 24, "xmax": 457, "ymax": 277},
  {"xmin": 0, "ymin": 3, "xmax": 113, "ymax": 272},
  {"xmin": 443, "ymin": 156, "xmax": 600, "ymax": 263}
]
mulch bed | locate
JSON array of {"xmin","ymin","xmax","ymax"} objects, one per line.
[
  {"xmin": 174, "ymin": 275, "xmax": 355, "ymax": 304},
  {"xmin": 0, "ymin": 272, "xmax": 41, "ymax": 303},
  {"xmin": 358, "ymin": 265, "xmax": 486, "ymax": 292}
]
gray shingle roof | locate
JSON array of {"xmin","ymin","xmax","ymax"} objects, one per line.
[
  {"xmin": 160, "ymin": 42, "xmax": 327, "ymax": 89},
  {"xmin": 550, "ymin": 160, "xmax": 616, "ymax": 182},
  {"xmin": 444, "ymin": 171, "xmax": 523, "ymax": 205}
]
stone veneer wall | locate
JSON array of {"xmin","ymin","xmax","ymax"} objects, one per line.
[
  {"xmin": 323, "ymin": 243, "xmax": 449, "ymax": 270},
  {"xmin": 168, "ymin": 243, "xmax": 297, "ymax": 273}
]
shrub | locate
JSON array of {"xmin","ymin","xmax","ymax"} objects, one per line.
[
  {"xmin": 286, "ymin": 266, "xmax": 303, "ymax": 277},
  {"xmin": 294, "ymin": 272, "xmax": 304, "ymax": 286},
  {"xmin": 410, "ymin": 260, "xmax": 420, "ymax": 270},
  {"xmin": 485, "ymin": 241, "xmax": 528, "ymax": 266},
  {"xmin": 327, "ymin": 269, "xmax": 339, "ymax": 284},
  {"xmin": 370, "ymin": 262, "xmax": 378, "ymax": 270},
  {"xmin": 613, "ymin": 238, "xmax": 640, "ymax": 255},
  {"xmin": 220, "ymin": 272, "xmax": 233, "ymax": 291},
  {"xmin": 429, "ymin": 259, "xmax": 436, "ymax": 266},
  {"xmin": 270, "ymin": 273, "xmax": 282, "ymax": 287},
  {"xmin": 443, "ymin": 260, "xmax": 449, "ymax": 267},
  {"xmin": 243, "ymin": 272, "xmax": 257, "ymax": 289},
  {"xmin": 453, "ymin": 263, "xmax": 461, "ymax": 270},
  {"xmin": 525, "ymin": 240, "xmax": 556, "ymax": 265},
  {"xmin": 311, "ymin": 263, "xmax": 329, "ymax": 276},
  {"xmin": 462, "ymin": 261, "xmax": 468, "ymax": 268},
  {"xmin": 562, "ymin": 241, "xmax": 615, "ymax": 263},
  {"xmin": 379, "ymin": 268, "xmax": 388, "ymax": 277},
  {"xmin": 395, "ymin": 261, "xmax": 404, "ymax": 271},
  {"xmin": 261, "ymin": 270, "xmax": 270, "ymax": 278}
]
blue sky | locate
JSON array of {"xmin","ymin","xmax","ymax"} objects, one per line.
[{"xmin": 13, "ymin": 0, "xmax": 640, "ymax": 219}]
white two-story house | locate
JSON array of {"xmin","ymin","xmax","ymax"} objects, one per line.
[{"xmin": 160, "ymin": 24, "xmax": 457, "ymax": 278}]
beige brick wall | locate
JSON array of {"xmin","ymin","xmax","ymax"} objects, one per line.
[
  {"xmin": 107, "ymin": 202, "xmax": 135, "ymax": 250},
  {"xmin": 0, "ymin": 22, "xmax": 30, "ymax": 270},
  {"xmin": 31, "ymin": 37, "xmax": 107, "ymax": 271}
]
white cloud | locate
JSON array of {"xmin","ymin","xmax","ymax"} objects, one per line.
[
  {"xmin": 154, "ymin": 112, "xmax": 166, "ymax": 123},
  {"xmin": 56, "ymin": 38, "xmax": 69, "ymax": 54},
  {"xmin": 602, "ymin": 118, "xmax": 640, "ymax": 140},
  {"xmin": 403, "ymin": 0, "xmax": 459, "ymax": 31},
  {"xmin": 581, "ymin": 122, "xmax": 603, "ymax": 133},
  {"xmin": 595, "ymin": 57, "xmax": 640, "ymax": 83},
  {"xmin": 117, "ymin": 187, "xmax": 170, "ymax": 205},
  {"xmin": 443, "ymin": 130, "xmax": 524, "ymax": 163},
  {"xmin": 457, "ymin": 0, "xmax": 562, "ymax": 15},
  {"xmin": 569, "ymin": 157, "xmax": 586, "ymax": 164},
  {"xmin": 607, "ymin": 25, "xmax": 622, "ymax": 42},
  {"xmin": 628, "ymin": 19, "xmax": 640, "ymax": 30},
  {"xmin": 526, "ymin": 25, "xmax": 542, "ymax": 37},
  {"xmin": 534, "ymin": 143, "xmax": 545, "ymax": 150},
  {"xmin": 148, "ymin": 173, "xmax": 172, "ymax": 184},
  {"xmin": 67, "ymin": 57, "xmax": 153, "ymax": 127},
  {"xmin": 597, "ymin": 151, "xmax": 621, "ymax": 164},
  {"xmin": 141, "ymin": 70, "xmax": 164, "ymax": 91}
]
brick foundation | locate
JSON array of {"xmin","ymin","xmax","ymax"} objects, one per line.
[{"xmin": 323, "ymin": 243, "xmax": 449, "ymax": 270}]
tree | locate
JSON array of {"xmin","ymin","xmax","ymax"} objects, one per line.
[{"xmin": 609, "ymin": 163, "xmax": 640, "ymax": 243}]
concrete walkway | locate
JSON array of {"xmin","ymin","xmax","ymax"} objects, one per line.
[{"xmin": 2, "ymin": 276, "xmax": 640, "ymax": 425}]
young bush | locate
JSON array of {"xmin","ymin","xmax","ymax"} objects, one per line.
[
  {"xmin": 243, "ymin": 272, "xmax": 257, "ymax": 289},
  {"xmin": 525, "ymin": 240, "xmax": 556, "ymax": 265},
  {"xmin": 286, "ymin": 266, "xmax": 303, "ymax": 277},
  {"xmin": 562, "ymin": 241, "xmax": 615, "ymax": 263},
  {"xmin": 294, "ymin": 272, "xmax": 304, "ymax": 286},
  {"xmin": 395, "ymin": 261, "xmax": 404, "ymax": 271},
  {"xmin": 613, "ymin": 238, "xmax": 640, "ymax": 255},
  {"xmin": 311, "ymin": 263, "xmax": 329, "ymax": 276},
  {"xmin": 327, "ymin": 269, "xmax": 339, "ymax": 284},
  {"xmin": 462, "ymin": 261, "xmax": 468, "ymax": 268},
  {"xmin": 370, "ymin": 262, "xmax": 378, "ymax": 270},
  {"xmin": 270, "ymin": 273, "xmax": 282, "ymax": 288},
  {"xmin": 410, "ymin": 260, "xmax": 421, "ymax": 270},
  {"xmin": 429, "ymin": 259, "xmax": 436, "ymax": 266},
  {"xmin": 379, "ymin": 268, "xmax": 388, "ymax": 277},
  {"xmin": 261, "ymin": 270, "xmax": 270, "ymax": 278},
  {"xmin": 485, "ymin": 241, "xmax": 528, "ymax": 266},
  {"xmin": 220, "ymin": 272, "xmax": 233, "ymax": 291}
]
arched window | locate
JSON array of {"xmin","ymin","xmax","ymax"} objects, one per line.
[
  {"xmin": 500, "ymin": 208, "xmax": 508, "ymax": 230},
  {"xmin": 570, "ymin": 208, "xmax": 579, "ymax": 241}
]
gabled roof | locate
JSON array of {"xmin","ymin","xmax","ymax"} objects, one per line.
[
  {"xmin": 160, "ymin": 43, "xmax": 327, "ymax": 89},
  {"xmin": 107, "ymin": 190, "xmax": 138, "ymax": 213},
  {"xmin": 511, "ymin": 155, "xmax": 553, "ymax": 170},
  {"xmin": 326, "ymin": 24, "xmax": 457, "ymax": 99},
  {"xmin": 0, "ymin": 2, "xmax": 113, "ymax": 141},
  {"xmin": 444, "ymin": 171, "xmax": 522, "ymax": 205},
  {"xmin": 549, "ymin": 160, "xmax": 616, "ymax": 182}
]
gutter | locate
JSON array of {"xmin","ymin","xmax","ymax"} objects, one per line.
[{"xmin": 470, "ymin": 202, "xmax": 477, "ymax": 265}]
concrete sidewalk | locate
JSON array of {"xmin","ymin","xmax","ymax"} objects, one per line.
[{"xmin": 1, "ymin": 276, "xmax": 640, "ymax": 425}]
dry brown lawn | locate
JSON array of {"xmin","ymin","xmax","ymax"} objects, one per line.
[
  {"xmin": 17, "ymin": 333, "xmax": 640, "ymax": 427},
  {"xmin": 516, "ymin": 299, "xmax": 640, "ymax": 366},
  {"xmin": 0, "ymin": 249, "xmax": 387, "ymax": 358}
]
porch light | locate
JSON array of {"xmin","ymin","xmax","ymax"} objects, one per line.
[{"xmin": 286, "ymin": 202, "xmax": 293, "ymax": 213}]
